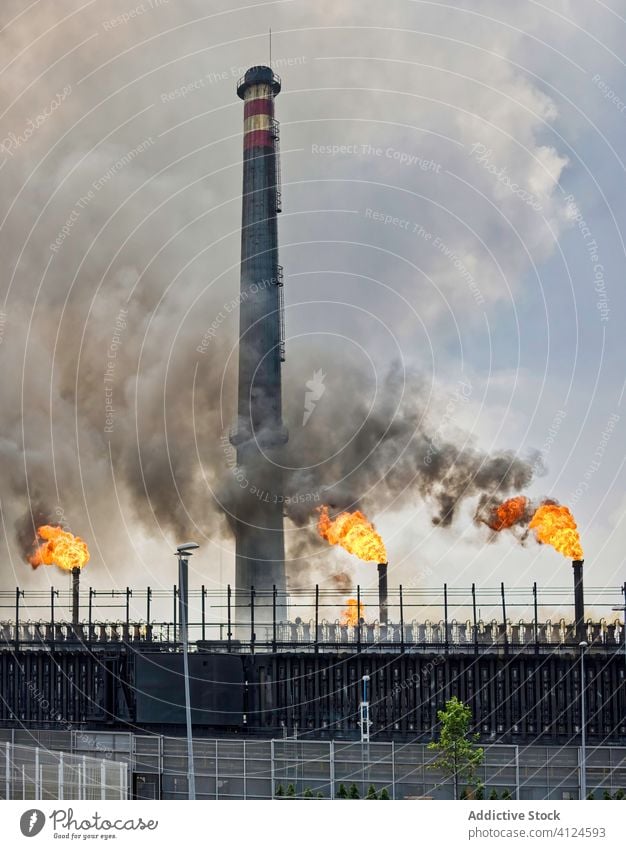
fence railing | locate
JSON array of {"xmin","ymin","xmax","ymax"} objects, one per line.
[{"xmin": 0, "ymin": 741, "xmax": 128, "ymax": 800}]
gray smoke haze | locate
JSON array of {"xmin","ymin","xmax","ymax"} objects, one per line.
[{"xmin": 0, "ymin": 1, "xmax": 583, "ymax": 589}]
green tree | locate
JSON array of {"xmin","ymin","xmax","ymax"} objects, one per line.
[
  {"xmin": 501, "ymin": 788, "xmax": 512, "ymax": 800},
  {"xmin": 303, "ymin": 787, "xmax": 313, "ymax": 798},
  {"xmin": 380, "ymin": 787, "xmax": 390, "ymax": 799},
  {"xmin": 337, "ymin": 783, "xmax": 348, "ymax": 799},
  {"xmin": 460, "ymin": 788, "xmax": 469, "ymax": 799},
  {"xmin": 316, "ymin": 791, "xmax": 324, "ymax": 799},
  {"xmin": 427, "ymin": 696, "xmax": 484, "ymax": 800},
  {"xmin": 275, "ymin": 783, "xmax": 284, "ymax": 797},
  {"xmin": 366, "ymin": 784, "xmax": 378, "ymax": 800},
  {"xmin": 286, "ymin": 783, "xmax": 296, "ymax": 798},
  {"xmin": 348, "ymin": 783, "xmax": 360, "ymax": 799},
  {"xmin": 603, "ymin": 789, "xmax": 612, "ymax": 800},
  {"xmin": 489, "ymin": 788, "xmax": 499, "ymax": 800},
  {"xmin": 614, "ymin": 788, "xmax": 625, "ymax": 800},
  {"xmin": 586, "ymin": 791, "xmax": 595, "ymax": 800},
  {"xmin": 474, "ymin": 783, "xmax": 484, "ymax": 800}
]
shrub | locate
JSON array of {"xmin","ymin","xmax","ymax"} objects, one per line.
[
  {"xmin": 348, "ymin": 783, "xmax": 360, "ymax": 799},
  {"xmin": 501, "ymin": 789, "xmax": 512, "ymax": 800},
  {"xmin": 380, "ymin": 788, "xmax": 390, "ymax": 799},
  {"xmin": 489, "ymin": 789, "xmax": 498, "ymax": 800},
  {"xmin": 366, "ymin": 784, "xmax": 378, "ymax": 800},
  {"xmin": 286, "ymin": 783, "xmax": 296, "ymax": 798},
  {"xmin": 337, "ymin": 783, "xmax": 348, "ymax": 799},
  {"xmin": 275, "ymin": 784, "xmax": 284, "ymax": 797}
]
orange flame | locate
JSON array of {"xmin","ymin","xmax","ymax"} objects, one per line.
[
  {"xmin": 317, "ymin": 506, "xmax": 387, "ymax": 563},
  {"xmin": 529, "ymin": 504, "xmax": 583, "ymax": 559},
  {"xmin": 485, "ymin": 495, "xmax": 529, "ymax": 531},
  {"xmin": 29, "ymin": 525, "xmax": 90, "ymax": 572},
  {"xmin": 340, "ymin": 598, "xmax": 365, "ymax": 627}
]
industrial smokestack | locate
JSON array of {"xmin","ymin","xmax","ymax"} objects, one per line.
[
  {"xmin": 378, "ymin": 562, "xmax": 389, "ymax": 625},
  {"xmin": 572, "ymin": 559, "xmax": 585, "ymax": 641},
  {"xmin": 230, "ymin": 66, "xmax": 288, "ymax": 625},
  {"xmin": 71, "ymin": 567, "xmax": 80, "ymax": 628}
]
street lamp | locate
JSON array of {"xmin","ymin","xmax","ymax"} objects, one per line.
[
  {"xmin": 579, "ymin": 640, "xmax": 588, "ymax": 800},
  {"xmin": 176, "ymin": 542, "xmax": 199, "ymax": 801}
]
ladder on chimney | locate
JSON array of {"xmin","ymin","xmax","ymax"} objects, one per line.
[
  {"xmin": 276, "ymin": 264, "xmax": 285, "ymax": 362},
  {"xmin": 271, "ymin": 118, "xmax": 282, "ymax": 213}
]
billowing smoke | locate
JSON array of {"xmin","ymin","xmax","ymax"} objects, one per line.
[{"xmin": 0, "ymin": 1, "xmax": 568, "ymax": 586}]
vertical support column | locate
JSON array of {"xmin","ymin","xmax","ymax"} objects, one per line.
[
  {"xmin": 243, "ymin": 740, "xmax": 247, "ymax": 800},
  {"xmin": 15, "ymin": 587, "xmax": 20, "ymax": 651},
  {"xmin": 125, "ymin": 587, "xmax": 131, "ymax": 642},
  {"xmin": 82, "ymin": 755, "xmax": 87, "ymax": 800},
  {"xmin": 34, "ymin": 747, "xmax": 40, "ymax": 800},
  {"xmin": 399, "ymin": 585, "xmax": 404, "ymax": 652},
  {"xmin": 270, "ymin": 739, "xmax": 275, "ymax": 799},
  {"xmin": 146, "ymin": 586, "xmax": 152, "ymax": 627},
  {"xmin": 50, "ymin": 587, "xmax": 56, "ymax": 649},
  {"xmin": 101, "ymin": 760, "xmax": 106, "ymax": 800},
  {"xmin": 173, "ymin": 584, "xmax": 177, "ymax": 644},
  {"xmin": 58, "ymin": 752, "xmax": 64, "ymax": 800},
  {"xmin": 272, "ymin": 585, "xmax": 277, "ymax": 651},
  {"xmin": 444, "ymin": 583, "xmax": 450, "ymax": 654},
  {"xmin": 227, "ymin": 585, "xmax": 232, "ymax": 650},
  {"xmin": 119, "ymin": 761, "xmax": 124, "ymax": 800},
  {"xmin": 215, "ymin": 740, "xmax": 219, "ymax": 800},
  {"xmin": 201, "ymin": 585, "xmax": 206, "ymax": 642},
  {"xmin": 515, "ymin": 745, "xmax": 520, "ymax": 800},
  {"xmin": 5, "ymin": 742, "xmax": 10, "ymax": 801},
  {"xmin": 314, "ymin": 584, "xmax": 319, "ymax": 653},
  {"xmin": 250, "ymin": 586, "xmax": 256, "ymax": 652},
  {"xmin": 357, "ymin": 585, "xmax": 362, "ymax": 652},
  {"xmin": 472, "ymin": 583, "xmax": 478, "ymax": 655},
  {"xmin": 88, "ymin": 588, "xmax": 94, "ymax": 643},
  {"xmin": 533, "ymin": 582, "xmax": 539, "ymax": 653},
  {"xmin": 391, "ymin": 740, "xmax": 396, "ymax": 800},
  {"xmin": 329, "ymin": 740, "xmax": 335, "ymax": 800},
  {"xmin": 501, "ymin": 582, "xmax": 508, "ymax": 654}
]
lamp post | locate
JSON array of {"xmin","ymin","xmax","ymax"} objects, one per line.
[
  {"xmin": 579, "ymin": 640, "xmax": 588, "ymax": 800},
  {"xmin": 176, "ymin": 542, "xmax": 199, "ymax": 801}
]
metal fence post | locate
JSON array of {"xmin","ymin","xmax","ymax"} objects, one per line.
[
  {"xmin": 215, "ymin": 740, "xmax": 219, "ymax": 800},
  {"xmin": 270, "ymin": 739, "xmax": 275, "ymax": 799},
  {"xmin": 118, "ymin": 761, "xmax": 124, "ymax": 800},
  {"xmin": 59, "ymin": 752, "xmax": 63, "ymax": 800},
  {"xmin": 329, "ymin": 739, "xmax": 335, "ymax": 799},
  {"xmin": 5, "ymin": 742, "xmax": 9, "ymax": 800},
  {"xmin": 392, "ymin": 740, "xmax": 396, "ymax": 800},
  {"xmin": 35, "ymin": 747, "xmax": 40, "ymax": 800},
  {"xmin": 515, "ymin": 744, "xmax": 520, "ymax": 800},
  {"xmin": 101, "ymin": 760, "xmax": 106, "ymax": 800}
]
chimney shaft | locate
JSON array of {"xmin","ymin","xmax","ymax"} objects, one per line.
[
  {"xmin": 230, "ymin": 66, "xmax": 287, "ymax": 625},
  {"xmin": 572, "ymin": 559, "xmax": 585, "ymax": 641},
  {"xmin": 378, "ymin": 563, "xmax": 388, "ymax": 625},
  {"xmin": 71, "ymin": 567, "xmax": 80, "ymax": 628}
]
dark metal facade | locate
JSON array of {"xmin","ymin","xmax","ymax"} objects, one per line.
[{"xmin": 1, "ymin": 643, "xmax": 624, "ymax": 745}]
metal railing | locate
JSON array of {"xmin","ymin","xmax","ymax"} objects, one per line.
[{"xmin": 0, "ymin": 741, "xmax": 128, "ymax": 800}]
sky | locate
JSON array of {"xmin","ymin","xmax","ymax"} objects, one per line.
[{"xmin": 0, "ymin": 0, "xmax": 624, "ymax": 625}]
